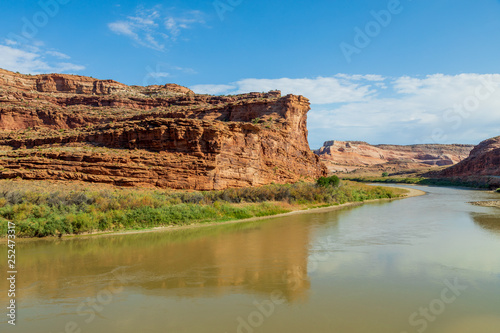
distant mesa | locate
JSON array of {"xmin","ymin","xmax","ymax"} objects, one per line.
[
  {"xmin": 314, "ymin": 140, "xmax": 474, "ymax": 174},
  {"xmin": 0, "ymin": 68, "xmax": 326, "ymax": 189}
]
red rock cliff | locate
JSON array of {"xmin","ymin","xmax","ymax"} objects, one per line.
[
  {"xmin": 0, "ymin": 69, "xmax": 325, "ymax": 189},
  {"xmin": 314, "ymin": 140, "xmax": 473, "ymax": 173},
  {"xmin": 438, "ymin": 136, "xmax": 500, "ymax": 178}
]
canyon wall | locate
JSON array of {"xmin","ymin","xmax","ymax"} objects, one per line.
[
  {"xmin": 436, "ymin": 136, "xmax": 500, "ymax": 186},
  {"xmin": 0, "ymin": 69, "xmax": 325, "ymax": 189},
  {"xmin": 314, "ymin": 140, "xmax": 474, "ymax": 173}
]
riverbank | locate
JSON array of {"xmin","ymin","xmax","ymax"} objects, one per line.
[
  {"xmin": 470, "ymin": 200, "xmax": 500, "ymax": 208},
  {"xmin": 343, "ymin": 176, "xmax": 498, "ymax": 189},
  {"xmin": 78, "ymin": 185, "xmax": 426, "ymax": 239},
  {"xmin": 0, "ymin": 181, "xmax": 425, "ymax": 241}
]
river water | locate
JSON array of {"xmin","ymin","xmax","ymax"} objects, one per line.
[{"xmin": 1, "ymin": 185, "xmax": 500, "ymax": 333}]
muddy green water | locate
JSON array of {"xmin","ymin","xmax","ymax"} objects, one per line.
[{"xmin": 1, "ymin": 185, "xmax": 500, "ymax": 333}]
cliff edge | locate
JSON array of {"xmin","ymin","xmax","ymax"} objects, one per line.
[
  {"xmin": 437, "ymin": 136, "xmax": 500, "ymax": 179},
  {"xmin": 0, "ymin": 69, "xmax": 326, "ymax": 189}
]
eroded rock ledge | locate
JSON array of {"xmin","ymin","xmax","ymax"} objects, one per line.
[{"xmin": 0, "ymin": 69, "xmax": 326, "ymax": 189}]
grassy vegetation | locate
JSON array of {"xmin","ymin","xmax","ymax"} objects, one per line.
[
  {"xmin": 0, "ymin": 180, "xmax": 404, "ymax": 238},
  {"xmin": 496, "ymin": 188, "xmax": 500, "ymax": 193},
  {"xmin": 344, "ymin": 176, "xmax": 490, "ymax": 188}
]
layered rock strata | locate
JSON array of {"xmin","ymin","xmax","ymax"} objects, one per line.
[
  {"xmin": 435, "ymin": 136, "xmax": 500, "ymax": 187},
  {"xmin": 314, "ymin": 140, "xmax": 474, "ymax": 173},
  {"xmin": 0, "ymin": 69, "xmax": 325, "ymax": 189}
]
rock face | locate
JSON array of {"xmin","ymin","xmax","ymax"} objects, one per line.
[
  {"xmin": 0, "ymin": 69, "xmax": 325, "ymax": 189},
  {"xmin": 314, "ymin": 140, "xmax": 474, "ymax": 173},
  {"xmin": 438, "ymin": 136, "xmax": 500, "ymax": 178}
]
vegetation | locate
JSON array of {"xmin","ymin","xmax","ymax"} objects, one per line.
[
  {"xmin": 382, "ymin": 172, "xmax": 389, "ymax": 177},
  {"xmin": 0, "ymin": 180, "xmax": 404, "ymax": 238},
  {"xmin": 496, "ymin": 188, "xmax": 500, "ymax": 193},
  {"xmin": 316, "ymin": 175, "xmax": 340, "ymax": 187},
  {"xmin": 344, "ymin": 176, "xmax": 490, "ymax": 188},
  {"xmin": 251, "ymin": 117, "xmax": 261, "ymax": 124}
]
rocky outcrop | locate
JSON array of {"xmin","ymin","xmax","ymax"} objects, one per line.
[
  {"xmin": 0, "ymin": 69, "xmax": 325, "ymax": 189},
  {"xmin": 0, "ymin": 68, "xmax": 194, "ymax": 96},
  {"xmin": 314, "ymin": 140, "xmax": 474, "ymax": 173},
  {"xmin": 437, "ymin": 136, "xmax": 500, "ymax": 180}
]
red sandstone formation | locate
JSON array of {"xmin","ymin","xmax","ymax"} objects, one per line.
[
  {"xmin": 314, "ymin": 140, "xmax": 474, "ymax": 173},
  {"xmin": 437, "ymin": 136, "xmax": 500, "ymax": 179},
  {"xmin": 0, "ymin": 69, "xmax": 325, "ymax": 189}
]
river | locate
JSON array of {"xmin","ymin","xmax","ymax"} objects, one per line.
[{"xmin": 1, "ymin": 185, "xmax": 500, "ymax": 333}]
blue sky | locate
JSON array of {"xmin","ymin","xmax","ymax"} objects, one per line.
[{"xmin": 1, "ymin": 0, "xmax": 500, "ymax": 148}]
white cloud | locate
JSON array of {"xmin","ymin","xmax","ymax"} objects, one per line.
[
  {"xmin": 45, "ymin": 50, "xmax": 71, "ymax": 59},
  {"xmin": 108, "ymin": 7, "xmax": 205, "ymax": 50},
  {"xmin": 308, "ymin": 74, "xmax": 500, "ymax": 147},
  {"xmin": 0, "ymin": 44, "xmax": 84, "ymax": 74},
  {"xmin": 191, "ymin": 84, "xmax": 236, "ymax": 95},
  {"xmin": 164, "ymin": 10, "xmax": 205, "ymax": 39},
  {"xmin": 171, "ymin": 66, "xmax": 197, "ymax": 74},
  {"xmin": 142, "ymin": 63, "xmax": 197, "ymax": 86},
  {"xmin": 335, "ymin": 73, "xmax": 385, "ymax": 81},
  {"xmin": 236, "ymin": 77, "xmax": 379, "ymax": 104},
  {"xmin": 190, "ymin": 74, "xmax": 500, "ymax": 147},
  {"xmin": 55, "ymin": 62, "xmax": 86, "ymax": 72},
  {"xmin": 108, "ymin": 21, "xmax": 139, "ymax": 39},
  {"xmin": 190, "ymin": 75, "xmax": 382, "ymax": 104},
  {"xmin": 148, "ymin": 72, "xmax": 170, "ymax": 78}
]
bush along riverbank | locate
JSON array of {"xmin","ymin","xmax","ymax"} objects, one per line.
[
  {"xmin": 0, "ymin": 178, "xmax": 405, "ymax": 238},
  {"xmin": 343, "ymin": 176, "xmax": 492, "ymax": 189}
]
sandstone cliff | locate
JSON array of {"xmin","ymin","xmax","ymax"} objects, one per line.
[
  {"xmin": 437, "ymin": 136, "xmax": 500, "ymax": 180},
  {"xmin": 0, "ymin": 69, "xmax": 325, "ymax": 189},
  {"xmin": 314, "ymin": 140, "xmax": 474, "ymax": 173}
]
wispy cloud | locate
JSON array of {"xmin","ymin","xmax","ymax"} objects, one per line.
[
  {"xmin": 191, "ymin": 74, "xmax": 382, "ymax": 104},
  {"xmin": 45, "ymin": 50, "xmax": 71, "ymax": 60},
  {"xmin": 191, "ymin": 84, "xmax": 236, "ymax": 95},
  {"xmin": 190, "ymin": 74, "xmax": 500, "ymax": 147},
  {"xmin": 0, "ymin": 41, "xmax": 84, "ymax": 74},
  {"xmin": 142, "ymin": 62, "xmax": 197, "ymax": 86},
  {"xmin": 108, "ymin": 6, "xmax": 206, "ymax": 51},
  {"xmin": 148, "ymin": 72, "xmax": 170, "ymax": 78}
]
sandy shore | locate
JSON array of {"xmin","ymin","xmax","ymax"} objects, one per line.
[
  {"xmin": 470, "ymin": 200, "xmax": 500, "ymax": 208},
  {"xmin": 47, "ymin": 185, "xmax": 425, "ymax": 240}
]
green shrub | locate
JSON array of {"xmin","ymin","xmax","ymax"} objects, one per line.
[
  {"xmin": 496, "ymin": 188, "xmax": 500, "ymax": 193},
  {"xmin": 382, "ymin": 172, "xmax": 389, "ymax": 177},
  {"xmin": 64, "ymin": 213, "xmax": 97, "ymax": 234},
  {"xmin": 316, "ymin": 176, "xmax": 340, "ymax": 187},
  {"xmin": 0, "ymin": 218, "xmax": 8, "ymax": 236}
]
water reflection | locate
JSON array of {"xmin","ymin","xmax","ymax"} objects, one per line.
[
  {"xmin": 1, "ymin": 213, "xmax": 341, "ymax": 306},
  {"xmin": 471, "ymin": 212, "xmax": 500, "ymax": 235}
]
